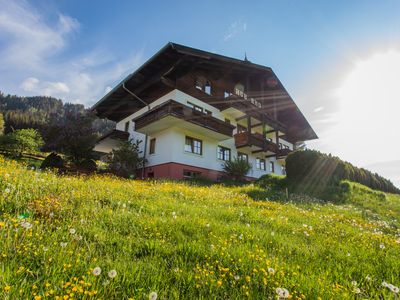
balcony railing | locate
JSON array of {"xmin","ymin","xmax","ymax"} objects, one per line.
[
  {"xmin": 133, "ymin": 100, "xmax": 235, "ymax": 137},
  {"xmin": 234, "ymin": 132, "xmax": 279, "ymax": 154}
]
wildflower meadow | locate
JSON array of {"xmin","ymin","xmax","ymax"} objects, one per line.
[{"xmin": 0, "ymin": 156, "xmax": 399, "ymax": 299}]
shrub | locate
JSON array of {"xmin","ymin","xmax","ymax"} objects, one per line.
[
  {"xmin": 40, "ymin": 152, "xmax": 64, "ymax": 170},
  {"xmin": 256, "ymin": 173, "xmax": 287, "ymax": 189},
  {"xmin": 79, "ymin": 159, "xmax": 97, "ymax": 172},
  {"xmin": 109, "ymin": 139, "xmax": 145, "ymax": 178},
  {"xmin": 0, "ymin": 128, "xmax": 44, "ymax": 156},
  {"xmin": 222, "ymin": 157, "xmax": 251, "ymax": 181}
]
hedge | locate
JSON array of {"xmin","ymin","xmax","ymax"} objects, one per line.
[{"xmin": 285, "ymin": 150, "xmax": 400, "ymax": 197}]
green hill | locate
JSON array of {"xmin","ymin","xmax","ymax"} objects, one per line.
[{"xmin": 0, "ymin": 156, "xmax": 399, "ymax": 299}]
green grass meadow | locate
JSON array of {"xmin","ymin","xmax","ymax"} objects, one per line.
[{"xmin": 0, "ymin": 156, "xmax": 399, "ymax": 299}]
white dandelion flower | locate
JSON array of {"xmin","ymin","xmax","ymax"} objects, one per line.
[
  {"xmin": 304, "ymin": 231, "xmax": 310, "ymax": 237},
  {"xmin": 379, "ymin": 243, "xmax": 385, "ymax": 249},
  {"xmin": 92, "ymin": 267, "xmax": 101, "ymax": 276},
  {"xmin": 60, "ymin": 242, "xmax": 67, "ymax": 248},
  {"xmin": 205, "ymin": 223, "xmax": 210, "ymax": 228},
  {"xmin": 354, "ymin": 288, "xmax": 361, "ymax": 294},
  {"xmin": 246, "ymin": 223, "xmax": 250, "ymax": 227},
  {"xmin": 4, "ymin": 188, "xmax": 10, "ymax": 194},
  {"xmin": 276, "ymin": 287, "xmax": 290, "ymax": 299},
  {"xmin": 239, "ymin": 234, "xmax": 244, "ymax": 240},
  {"xmin": 347, "ymin": 253, "xmax": 351, "ymax": 257},
  {"xmin": 234, "ymin": 275, "xmax": 240, "ymax": 280},
  {"xmin": 108, "ymin": 269, "xmax": 117, "ymax": 279},
  {"xmin": 43, "ymin": 246, "xmax": 48, "ymax": 252},
  {"xmin": 351, "ymin": 281, "xmax": 357, "ymax": 286},
  {"xmin": 21, "ymin": 221, "xmax": 32, "ymax": 229},
  {"xmin": 149, "ymin": 291, "xmax": 158, "ymax": 300},
  {"xmin": 268, "ymin": 267, "xmax": 275, "ymax": 274},
  {"xmin": 172, "ymin": 211, "xmax": 177, "ymax": 219},
  {"xmin": 69, "ymin": 228, "xmax": 76, "ymax": 235},
  {"xmin": 271, "ymin": 231, "xmax": 275, "ymax": 236}
]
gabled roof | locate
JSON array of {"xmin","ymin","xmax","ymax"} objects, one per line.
[{"xmin": 92, "ymin": 42, "xmax": 317, "ymax": 141}]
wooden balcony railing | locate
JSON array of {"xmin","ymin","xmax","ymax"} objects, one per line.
[
  {"xmin": 234, "ymin": 132, "xmax": 279, "ymax": 153},
  {"xmin": 133, "ymin": 100, "xmax": 235, "ymax": 137}
]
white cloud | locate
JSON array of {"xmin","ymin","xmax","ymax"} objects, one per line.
[
  {"xmin": 223, "ymin": 19, "xmax": 247, "ymax": 41},
  {"xmin": 0, "ymin": 0, "xmax": 79, "ymax": 71},
  {"xmin": 20, "ymin": 77, "xmax": 70, "ymax": 97},
  {"xmin": 313, "ymin": 106, "xmax": 324, "ymax": 113},
  {"xmin": 0, "ymin": 0, "xmax": 144, "ymax": 106},
  {"xmin": 20, "ymin": 77, "xmax": 40, "ymax": 92}
]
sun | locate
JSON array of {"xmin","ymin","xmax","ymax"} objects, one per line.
[{"xmin": 330, "ymin": 49, "xmax": 400, "ymax": 166}]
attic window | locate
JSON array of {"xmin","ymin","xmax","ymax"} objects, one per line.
[
  {"xmin": 195, "ymin": 78, "xmax": 204, "ymax": 90},
  {"xmin": 204, "ymin": 81, "xmax": 212, "ymax": 95},
  {"xmin": 195, "ymin": 76, "xmax": 212, "ymax": 95},
  {"xmin": 234, "ymin": 83, "xmax": 245, "ymax": 97}
]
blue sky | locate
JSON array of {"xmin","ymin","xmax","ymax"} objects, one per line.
[{"xmin": 1, "ymin": 0, "xmax": 400, "ymax": 186}]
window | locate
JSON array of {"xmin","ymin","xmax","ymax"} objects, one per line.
[
  {"xmin": 195, "ymin": 78, "xmax": 204, "ymax": 90},
  {"xmin": 270, "ymin": 161, "xmax": 275, "ymax": 173},
  {"xmin": 195, "ymin": 76, "xmax": 212, "ymax": 95},
  {"xmin": 217, "ymin": 146, "xmax": 231, "ymax": 161},
  {"xmin": 149, "ymin": 138, "xmax": 156, "ymax": 154},
  {"xmin": 224, "ymin": 118, "xmax": 231, "ymax": 124},
  {"xmin": 205, "ymin": 109, "xmax": 212, "ymax": 115},
  {"xmin": 279, "ymin": 143, "xmax": 283, "ymax": 149},
  {"xmin": 256, "ymin": 158, "xmax": 266, "ymax": 170},
  {"xmin": 224, "ymin": 91, "xmax": 232, "ymax": 98},
  {"xmin": 237, "ymin": 152, "xmax": 248, "ymax": 162},
  {"xmin": 187, "ymin": 101, "xmax": 203, "ymax": 113},
  {"xmin": 237, "ymin": 124, "xmax": 247, "ymax": 133},
  {"xmin": 183, "ymin": 170, "xmax": 201, "ymax": 179},
  {"xmin": 185, "ymin": 136, "xmax": 202, "ymax": 155},
  {"xmin": 124, "ymin": 121, "xmax": 130, "ymax": 132},
  {"xmin": 234, "ymin": 83, "xmax": 245, "ymax": 96},
  {"xmin": 204, "ymin": 81, "xmax": 212, "ymax": 95}
]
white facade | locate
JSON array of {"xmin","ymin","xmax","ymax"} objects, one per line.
[{"xmin": 106, "ymin": 89, "xmax": 291, "ymax": 178}]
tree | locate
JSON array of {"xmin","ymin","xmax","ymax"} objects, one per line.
[
  {"xmin": 0, "ymin": 129, "xmax": 44, "ymax": 156},
  {"xmin": 0, "ymin": 113, "xmax": 4, "ymax": 135},
  {"xmin": 222, "ymin": 157, "xmax": 251, "ymax": 181},
  {"xmin": 109, "ymin": 139, "xmax": 145, "ymax": 178},
  {"xmin": 45, "ymin": 112, "xmax": 98, "ymax": 165}
]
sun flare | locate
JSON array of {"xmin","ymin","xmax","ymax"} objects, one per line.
[{"xmin": 330, "ymin": 50, "xmax": 400, "ymax": 165}]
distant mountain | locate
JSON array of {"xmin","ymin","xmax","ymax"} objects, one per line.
[{"xmin": 0, "ymin": 91, "xmax": 114, "ymax": 143}]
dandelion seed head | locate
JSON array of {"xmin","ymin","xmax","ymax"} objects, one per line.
[
  {"xmin": 276, "ymin": 287, "xmax": 290, "ymax": 299},
  {"xmin": 149, "ymin": 291, "xmax": 158, "ymax": 300},
  {"xmin": 108, "ymin": 269, "xmax": 117, "ymax": 279},
  {"xmin": 92, "ymin": 267, "xmax": 101, "ymax": 276}
]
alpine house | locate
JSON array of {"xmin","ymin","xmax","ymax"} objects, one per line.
[{"xmin": 92, "ymin": 42, "xmax": 317, "ymax": 180}]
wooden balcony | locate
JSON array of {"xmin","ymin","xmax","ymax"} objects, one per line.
[
  {"xmin": 277, "ymin": 148, "xmax": 292, "ymax": 159},
  {"xmin": 234, "ymin": 132, "xmax": 279, "ymax": 154},
  {"xmin": 133, "ymin": 100, "xmax": 235, "ymax": 138}
]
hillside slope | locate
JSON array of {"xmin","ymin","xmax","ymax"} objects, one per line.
[{"xmin": 0, "ymin": 157, "xmax": 399, "ymax": 299}]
